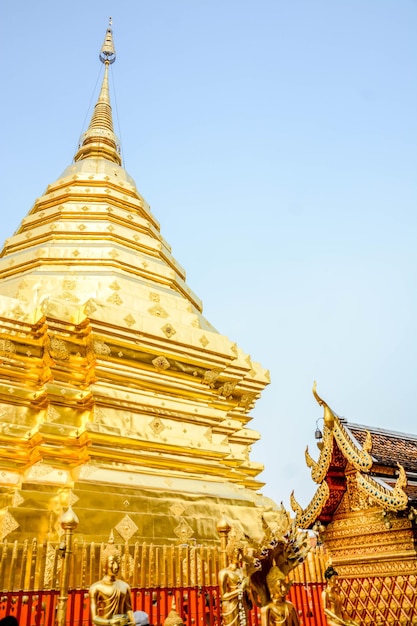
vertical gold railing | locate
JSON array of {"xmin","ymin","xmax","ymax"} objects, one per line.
[{"xmin": 0, "ymin": 536, "xmax": 326, "ymax": 592}]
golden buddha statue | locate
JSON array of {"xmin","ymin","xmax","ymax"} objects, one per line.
[
  {"xmin": 322, "ymin": 567, "xmax": 359, "ymax": 626},
  {"xmin": 89, "ymin": 546, "xmax": 135, "ymax": 626},
  {"xmin": 260, "ymin": 566, "xmax": 299, "ymax": 626},
  {"xmin": 218, "ymin": 547, "xmax": 252, "ymax": 626},
  {"xmin": 163, "ymin": 598, "xmax": 184, "ymax": 626}
]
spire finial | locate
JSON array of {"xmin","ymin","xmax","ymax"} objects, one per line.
[
  {"xmin": 74, "ymin": 21, "xmax": 121, "ymax": 165},
  {"xmin": 99, "ymin": 18, "xmax": 116, "ymax": 64}
]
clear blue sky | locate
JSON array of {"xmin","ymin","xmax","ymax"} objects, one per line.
[{"xmin": 1, "ymin": 1, "xmax": 416, "ymax": 509}]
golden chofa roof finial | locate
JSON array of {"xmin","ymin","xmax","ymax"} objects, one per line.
[
  {"xmin": 100, "ymin": 17, "xmax": 116, "ymax": 64},
  {"xmin": 74, "ymin": 19, "xmax": 121, "ymax": 165},
  {"xmin": 312, "ymin": 381, "xmax": 335, "ymax": 430}
]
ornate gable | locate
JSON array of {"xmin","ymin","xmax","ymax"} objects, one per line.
[{"xmin": 292, "ymin": 384, "xmax": 415, "ymax": 529}]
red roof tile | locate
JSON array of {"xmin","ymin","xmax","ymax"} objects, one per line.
[{"xmin": 345, "ymin": 422, "xmax": 417, "ymax": 473}]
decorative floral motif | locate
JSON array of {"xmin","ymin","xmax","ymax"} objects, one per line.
[
  {"xmin": 170, "ymin": 503, "xmax": 185, "ymax": 517},
  {"xmin": 149, "ymin": 417, "xmax": 165, "ymax": 435},
  {"xmin": 218, "ymin": 381, "xmax": 237, "ymax": 399},
  {"xmin": 123, "ymin": 314, "xmax": 136, "ymax": 328},
  {"xmin": 0, "ymin": 510, "xmax": 19, "ymax": 541},
  {"xmin": 202, "ymin": 369, "xmax": 222, "ymax": 387},
  {"xmin": 12, "ymin": 491, "xmax": 24, "ymax": 508},
  {"xmin": 152, "ymin": 356, "xmax": 170, "ymax": 371},
  {"xmin": 93, "ymin": 340, "xmax": 111, "ymax": 356},
  {"xmin": 50, "ymin": 336, "xmax": 70, "ymax": 360},
  {"xmin": 148, "ymin": 305, "xmax": 168, "ymax": 318},
  {"xmin": 162, "ymin": 324, "xmax": 176, "ymax": 339},
  {"xmin": 174, "ymin": 518, "xmax": 194, "ymax": 543},
  {"xmin": 107, "ymin": 293, "xmax": 123, "ymax": 305},
  {"xmin": 0, "ymin": 339, "xmax": 16, "ymax": 356},
  {"xmin": 199, "ymin": 335, "xmax": 209, "ymax": 347},
  {"xmin": 115, "ymin": 514, "xmax": 138, "ymax": 542},
  {"xmin": 84, "ymin": 299, "xmax": 97, "ymax": 316}
]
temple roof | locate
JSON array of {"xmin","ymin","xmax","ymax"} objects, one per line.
[
  {"xmin": 346, "ymin": 422, "xmax": 417, "ymax": 474},
  {"xmin": 291, "ymin": 384, "xmax": 417, "ymax": 528}
]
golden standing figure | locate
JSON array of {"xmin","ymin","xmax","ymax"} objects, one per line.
[
  {"xmin": 260, "ymin": 567, "xmax": 299, "ymax": 626},
  {"xmin": 218, "ymin": 547, "xmax": 252, "ymax": 626},
  {"xmin": 89, "ymin": 547, "xmax": 135, "ymax": 626},
  {"xmin": 322, "ymin": 567, "xmax": 359, "ymax": 626}
]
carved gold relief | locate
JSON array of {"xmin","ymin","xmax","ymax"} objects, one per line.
[
  {"xmin": 202, "ymin": 369, "xmax": 222, "ymax": 387},
  {"xmin": 0, "ymin": 339, "xmax": 16, "ymax": 356},
  {"xmin": 170, "ymin": 503, "xmax": 185, "ymax": 517},
  {"xmin": 60, "ymin": 290, "xmax": 80, "ymax": 302},
  {"xmin": 312, "ymin": 383, "xmax": 373, "ymax": 471},
  {"xmin": 152, "ymin": 355, "xmax": 170, "ymax": 371},
  {"xmin": 148, "ymin": 304, "xmax": 168, "ymax": 318},
  {"xmin": 93, "ymin": 407, "xmax": 106, "ymax": 424},
  {"xmin": 68, "ymin": 490, "xmax": 79, "ymax": 507},
  {"xmin": 356, "ymin": 464, "xmax": 408, "ymax": 511},
  {"xmin": 162, "ymin": 324, "xmax": 176, "ymax": 338},
  {"xmin": 345, "ymin": 473, "xmax": 371, "ymax": 511},
  {"xmin": 290, "ymin": 490, "xmax": 303, "ymax": 517},
  {"xmin": 174, "ymin": 518, "xmax": 194, "ymax": 543},
  {"xmin": 239, "ymin": 393, "xmax": 257, "ymax": 410},
  {"xmin": 204, "ymin": 428, "xmax": 213, "ymax": 443},
  {"xmin": 123, "ymin": 314, "xmax": 136, "ymax": 327},
  {"xmin": 107, "ymin": 293, "xmax": 123, "ymax": 305},
  {"xmin": 185, "ymin": 550, "xmax": 207, "ymax": 586},
  {"xmin": 93, "ymin": 340, "xmax": 111, "ymax": 356},
  {"xmin": 50, "ymin": 336, "xmax": 70, "ymax": 360},
  {"xmin": 12, "ymin": 491, "xmax": 24, "ymax": 508},
  {"xmin": 0, "ymin": 510, "xmax": 19, "ymax": 541},
  {"xmin": 305, "ymin": 425, "xmax": 333, "ymax": 484},
  {"xmin": 218, "ymin": 381, "xmax": 236, "ymax": 399},
  {"xmin": 149, "ymin": 417, "xmax": 165, "ymax": 435},
  {"xmin": 84, "ymin": 300, "xmax": 97, "ymax": 316},
  {"xmin": 296, "ymin": 481, "xmax": 330, "ymax": 528},
  {"xmin": 333, "ymin": 421, "xmax": 373, "ymax": 472},
  {"xmin": 26, "ymin": 461, "xmax": 55, "ymax": 479},
  {"xmin": 115, "ymin": 514, "xmax": 138, "ymax": 542},
  {"xmin": 338, "ymin": 560, "xmax": 417, "ymax": 578},
  {"xmin": 79, "ymin": 463, "xmax": 99, "ymax": 479}
]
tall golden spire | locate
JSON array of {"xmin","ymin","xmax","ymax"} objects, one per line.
[
  {"xmin": 74, "ymin": 19, "xmax": 121, "ymax": 165},
  {"xmin": 0, "ymin": 17, "xmax": 271, "ymax": 550}
]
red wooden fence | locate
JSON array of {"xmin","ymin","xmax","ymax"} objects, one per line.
[{"xmin": 0, "ymin": 583, "xmax": 326, "ymax": 626}]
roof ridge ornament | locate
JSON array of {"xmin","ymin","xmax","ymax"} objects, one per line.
[
  {"xmin": 356, "ymin": 462, "xmax": 408, "ymax": 511},
  {"xmin": 312, "ymin": 381, "xmax": 335, "ymax": 430},
  {"xmin": 292, "ymin": 481, "xmax": 330, "ymax": 529},
  {"xmin": 312, "ymin": 382, "xmax": 373, "ymax": 472},
  {"xmin": 305, "ymin": 424, "xmax": 333, "ymax": 484}
]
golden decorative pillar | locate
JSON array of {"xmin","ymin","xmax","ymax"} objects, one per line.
[
  {"xmin": 217, "ymin": 516, "xmax": 231, "ymax": 569},
  {"xmin": 55, "ymin": 507, "xmax": 79, "ymax": 626}
]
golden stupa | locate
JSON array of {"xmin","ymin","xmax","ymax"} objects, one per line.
[{"xmin": 0, "ymin": 23, "xmax": 273, "ymax": 546}]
